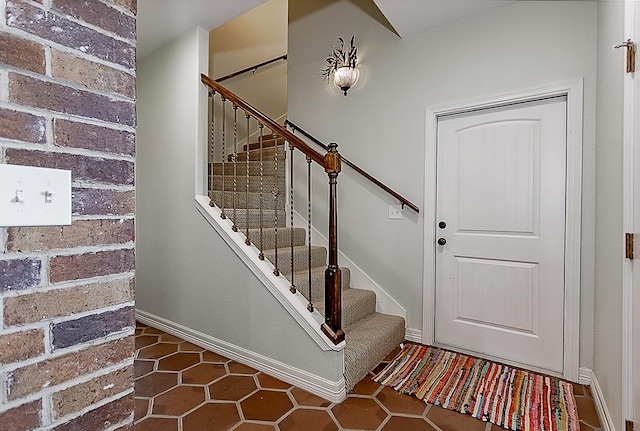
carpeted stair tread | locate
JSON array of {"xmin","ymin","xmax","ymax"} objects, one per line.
[
  {"xmin": 243, "ymin": 136, "xmax": 285, "ymax": 152},
  {"xmin": 293, "ymin": 266, "xmax": 351, "ymax": 302},
  {"xmin": 343, "ymin": 312, "xmax": 405, "ymax": 392},
  {"xmin": 210, "ymin": 175, "xmax": 284, "ymax": 193},
  {"xmin": 223, "ymin": 209, "xmax": 286, "ymax": 229},
  {"xmin": 211, "ymin": 160, "xmax": 283, "ymax": 176},
  {"xmin": 234, "ymin": 146, "xmax": 286, "ymax": 162},
  {"xmin": 247, "ymin": 227, "xmax": 306, "ymax": 250},
  {"xmin": 262, "ymin": 245, "xmax": 327, "ymax": 274},
  {"xmin": 315, "ymin": 287, "xmax": 377, "ymax": 330},
  {"xmin": 210, "ymin": 191, "xmax": 285, "ymax": 211}
]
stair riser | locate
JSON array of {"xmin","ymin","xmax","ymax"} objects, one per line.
[
  {"xmin": 210, "ymin": 191, "xmax": 285, "ymax": 211},
  {"xmin": 211, "ymin": 161, "xmax": 283, "ymax": 176},
  {"xmin": 293, "ymin": 267, "xmax": 351, "ymax": 303},
  {"xmin": 263, "ymin": 246, "xmax": 327, "ymax": 274},
  {"xmin": 221, "ymin": 209, "xmax": 286, "ymax": 229},
  {"xmin": 210, "ymin": 175, "xmax": 284, "ymax": 193},
  {"xmin": 235, "ymin": 147, "xmax": 286, "ymax": 162},
  {"xmin": 247, "ymin": 228, "xmax": 306, "ymax": 250},
  {"xmin": 316, "ymin": 288, "xmax": 377, "ymax": 329}
]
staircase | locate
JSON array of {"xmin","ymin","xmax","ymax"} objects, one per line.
[{"xmin": 210, "ymin": 139, "xmax": 405, "ymax": 391}]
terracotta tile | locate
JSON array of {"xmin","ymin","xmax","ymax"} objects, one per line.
[
  {"xmin": 376, "ymin": 387, "xmax": 427, "ymax": 415},
  {"xmin": 136, "ymin": 321, "xmax": 149, "ymax": 328},
  {"xmin": 180, "ymin": 341, "xmax": 206, "ymax": 352},
  {"xmin": 134, "ymin": 397, "xmax": 149, "ymax": 421},
  {"xmin": 257, "ymin": 373, "xmax": 292, "ymax": 389},
  {"xmin": 580, "ymin": 422, "xmax": 596, "ymax": 431},
  {"xmin": 372, "ymin": 362, "xmax": 388, "ymax": 375},
  {"xmin": 158, "ymin": 352, "xmax": 201, "ymax": 371},
  {"xmin": 135, "ymin": 360, "xmax": 155, "ymax": 379},
  {"xmin": 576, "ymin": 396, "xmax": 601, "ymax": 428},
  {"xmin": 384, "ymin": 346, "xmax": 402, "ymax": 361},
  {"xmin": 233, "ymin": 424, "xmax": 276, "ymax": 431},
  {"xmin": 228, "ymin": 361, "xmax": 258, "ymax": 374},
  {"xmin": 159, "ymin": 333, "xmax": 183, "ymax": 343},
  {"xmin": 382, "ymin": 416, "xmax": 439, "ymax": 431},
  {"xmin": 182, "ymin": 363, "xmax": 227, "ymax": 385},
  {"xmin": 134, "ymin": 416, "xmax": 178, "ymax": 431},
  {"xmin": 331, "ymin": 397, "xmax": 388, "ymax": 430},
  {"xmin": 209, "ymin": 375, "xmax": 258, "ymax": 401},
  {"xmin": 279, "ymin": 408, "xmax": 338, "ymax": 431},
  {"xmin": 290, "ymin": 387, "xmax": 332, "ymax": 408},
  {"xmin": 240, "ymin": 390, "xmax": 294, "ymax": 422},
  {"xmin": 134, "ymin": 372, "xmax": 178, "ymax": 398},
  {"xmin": 203, "ymin": 350, "xmax": 230, "ymax": 363},
  {"xmin": 137, "ymin": 343, "xmax": 179, "ymax": 360},
  {"xmin": 142, "ymin": 327, "xmax": 166, "ymax": 335},
  {"xmin": 135, "ymin": 328, "xmax": 143, "ymax": 335},
  {"xmin": 427, "ymin": 405, "xmax": 486, "ymax": 431},
  {"xmin": 135, "ymin": 335, "xmax": 159, "ymax": 349},
  {"xmin": 351, "ymin": 376, "xmax": 382, "ymax": 396},
  {"xmin": 152, "ymin": 385, "xmax": 206, "ymax": 416},
  {"xmin": 183, "ymin": 402, "xmax": 241, "ymax": 431}
]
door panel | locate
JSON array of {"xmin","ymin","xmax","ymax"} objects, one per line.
[{"xmin": 435, "ymin": 96, "xmax": 567, "ymax": 374}]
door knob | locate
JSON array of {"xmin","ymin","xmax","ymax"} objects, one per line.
[
  {"xmin": 439, "ymin": 221, "xmax": 446, "ymax": 229},
  {"xmin": 438, "ymin": 238, "xmax": 446, "ymax": 246}
]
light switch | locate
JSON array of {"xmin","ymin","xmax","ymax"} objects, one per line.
[{"xmin": 0, "ymin": 165, "xmax": 72, "ymax": 227}]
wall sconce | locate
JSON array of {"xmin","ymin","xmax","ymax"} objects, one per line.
[{"xmin": 321, "ymin": 35, "xmax": 359, "ymax": 96}]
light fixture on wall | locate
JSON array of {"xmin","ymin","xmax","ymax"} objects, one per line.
[{"xmin": 321, "ymin": 35, "xmax": 359, "ymax": 96}]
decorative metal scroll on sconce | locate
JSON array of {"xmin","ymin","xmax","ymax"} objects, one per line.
[{"xmin": 321, "ymin": 35, "xmax": 359, "ymax": 96}]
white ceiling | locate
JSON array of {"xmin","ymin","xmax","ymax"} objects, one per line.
[
  {"xmin": 137, "ymin": 0, "xmax": 267, "ymax": 58},
  {"xmin": 372, "ymin": 0, "xmax": 515, "ymax": 38},
  {"xmin": 137, "ymin": 0, "xmax": 517, "ymax": 59}
]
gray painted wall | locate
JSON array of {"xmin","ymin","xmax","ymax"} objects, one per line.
[
  {"xmin": 136, "ymin": 26, "xmax": 342, "ymax": 383},
  {"xmin": 595, "ymin": 1, "xmax": 624, "ymax": 427},
  {"xmin": 288, "ymin": 0, "xmax": 597, "ymax": 365}
]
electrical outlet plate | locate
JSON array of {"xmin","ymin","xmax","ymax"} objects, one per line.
[
  {"xmin": 0, "ymin": 164, "xmax": 72, "ymax": 227},
  {"xmin": 388, "ymin": 204, "xmax": 402, "ymax": 220}
]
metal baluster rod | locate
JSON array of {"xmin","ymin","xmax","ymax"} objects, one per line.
[
  {"xmin": 245, "ymin": 113, "xmax": 251, "ymax": 246},
  {"xmin": 220, "ymin": 97, "xmax": 227, "ymax": 219},
  {"xmin": 273, "ymin": 133, "xmax": 280, "ymax": 276},
  {"xmin": 209, "ymin": 90, "xmax": 216, "ymax": 207},
  {"xmin": 289, "ymin": 144, "xmax": 296, "ymax": 294},
  {"xmin": 307, "ymin": 157, "xmax": 313, "ymax": 312},
  {"xmin": 232, "ymin": 106, "xmax": 238, "ymax": 231},
  {"xmin": 258, "ymin": 124, "xmax": 265, "ymax": 260}
]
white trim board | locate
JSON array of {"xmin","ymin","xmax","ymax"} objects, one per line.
[
  {"xmin": 194, "ymin": 195, "xmax": 344, "ymax": 353},
  {"xmin": 590, "ymin": 370, "xmax": 616, "ymax": 431},
  {"xmin": 422, "ymin": 78, "xmax": 583, "ymax": 382},
  {"xmin": 136, "ymin": 309, "xmax": 347, "ymax": 403}
]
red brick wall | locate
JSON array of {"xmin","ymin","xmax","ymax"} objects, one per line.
[{"xmin": 0, "ymin": 1, "xmax": 136, "ymax": 429}]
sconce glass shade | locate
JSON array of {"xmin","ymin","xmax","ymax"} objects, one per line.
[{"xmin": 334, "ymin": 66, "xmax": 359, "ymax": 96}]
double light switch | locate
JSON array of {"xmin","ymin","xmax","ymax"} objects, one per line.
[{"xmin": 0, "ymin": 164, "xmax": 72, "ymax": 227}]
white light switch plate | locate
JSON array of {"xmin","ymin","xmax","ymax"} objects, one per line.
[{"xmin": 0, "ymin": 164, "xmax": 72, "ymax": 227}]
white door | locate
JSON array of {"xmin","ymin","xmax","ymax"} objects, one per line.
[{"xmin": 435, "ymin": 96, "xmax": 567, "ymax": 374}]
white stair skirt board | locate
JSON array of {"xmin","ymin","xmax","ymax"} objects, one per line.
[
  {"xmin": 195, "ymin": 195, "xmax": 344, "ymax": 353},
  {"xmin": 292, "ymin": 210, "xmax": 407, "ymax": 322},
  {"xmin": 136, "ymin": 309, "xmax": 347, "ymax": 403},
  {"xmin": 587, "ymin": 370, "xmax": 616, "ymax": 431}
]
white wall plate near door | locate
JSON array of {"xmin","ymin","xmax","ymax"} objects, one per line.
[{"xmin": 0, "ymin": 164, "xmax": 72, "ymax": 227}]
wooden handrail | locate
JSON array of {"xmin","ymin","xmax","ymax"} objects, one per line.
[
  {"xmin": 286, "ymin": 120, "xmax": 420, "ymax": 214},
  {"xmin": 202, "ymin": 74, "xmax": 332, "ymax": 170},
  {"xmin": 216, "ymin": 55, "xmax": 287, "ymax": 82}
]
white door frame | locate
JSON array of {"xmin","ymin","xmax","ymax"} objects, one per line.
[
  {"xmin": 423, "ymin": 79, "xmax": 584, "ymax": 382},
  {"xmin": 623, "ymin": 0, "xmax": 637, "ymax": 425}
]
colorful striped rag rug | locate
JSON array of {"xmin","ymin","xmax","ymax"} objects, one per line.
[{"xmin": 373, "ymin": 344, "xmax": 580, "ymax": 431}]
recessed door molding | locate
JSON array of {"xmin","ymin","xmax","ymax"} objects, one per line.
[{"xmin": 423, "ymin": 78, "xmax": 584, "ymax": 382}]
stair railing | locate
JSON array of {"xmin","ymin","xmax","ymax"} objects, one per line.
[
  {"xmin": 286, "ymin": 120, "xmax": 420, "ymax": 214},
  {"xmin": 201, "ymin": 74, "xmax": 345, "ymax": 345}
]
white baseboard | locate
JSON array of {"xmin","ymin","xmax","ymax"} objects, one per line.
[
  {"xmin": 589, "ymin": 369, "xmax": 616, "ymax": 431},
  {"xmin": 136, "ymin": 309, "xmax": 347, "ymax": 403},
  {"xmin": 578, "ymin": 366, "xmax": 592, "ymax": 385},
  {"xmin": 405, "ymin": 328, "xmax": 422, "ymax": 343}
]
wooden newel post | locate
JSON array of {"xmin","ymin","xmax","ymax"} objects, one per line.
[{"xmin": 322, "ymin": 143, "xmax": 345, "ymax": 344}]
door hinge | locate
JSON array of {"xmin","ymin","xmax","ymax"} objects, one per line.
[
  {"xmin": 626, "ymin": 233, "xmax": 635, "ymax": 259},
  {"xmin": 626, "ymin": 419, "xmax": 634, "ymax": 431},
  {"xmin": 615, "ymin": 39, "xmax": 636, "ymax": 73}
]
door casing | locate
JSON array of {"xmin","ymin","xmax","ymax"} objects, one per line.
[{"xmin": 422, "ymin": 79, "xmax": 584, "ymax": 382}]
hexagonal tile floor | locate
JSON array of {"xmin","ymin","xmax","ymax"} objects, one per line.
[{"xmin": 135, "ymin": 322, "xmax": 602, "ymax": 431}]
